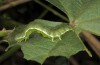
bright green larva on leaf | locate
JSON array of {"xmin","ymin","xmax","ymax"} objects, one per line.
[{"xmin": 15, "ymin": 19, "xmax": 72, "ymax": 42}]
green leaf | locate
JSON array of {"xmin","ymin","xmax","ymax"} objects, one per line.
[
  {"xmin": 76, "ymin": 19, "xmax": 100, "ymax": 36},
  {"xmin": 47, "ymin": 0, "xmax": 100, "ymax": 35},
  {"xmin": 7, "ymin": 19, "xmax": 85, "ymax": 64},
  {"xmin": 47, "ymin": 0, "xmax": 97, "ymax": 22},
  {"xmin": 75, "ymin": 0, "xmax": 100, "ymax": 35},
  {"xmin": 18, "ymin": 31, "xmax": 84, "ymax": 64},
  {"xmin": 75, "ymin": 0, "xmax": 100, "ymax": 23},
  {"xmin": 47, "ymin": 0, "xmax": 67, "ymax": 16}
]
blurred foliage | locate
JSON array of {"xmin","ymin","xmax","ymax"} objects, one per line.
[{"xmin": 0, "ymin": 14, "xmax": 23, "ymax": 29}]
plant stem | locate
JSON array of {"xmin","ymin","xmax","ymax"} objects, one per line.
[
  {"xmin": 38, "ymin": 8, "xmax": 49, "ymax": 19},
  {"xmin": 38, "ymin": 5, "xmax": 53, "ymax": 19},
  {"xmin": 0, "ymin": 45, "xmax": 20, "ymax": 63},
  {"xmin": 69, "ymin": 57, "xmax": 79, "ymax": 65},
  {"xmin": 0, "ymin": 29, "xmax": 13, "ymax": 37},
  {"xmin": 82, "ymin": 31, "xmax": 100, "ymax": 57},
  {"xmin": 34, "ymin": 0, "xmax": 69, "ymax": 22},
  {"xmin": 0, "ymin": 0, "xmax": 31, "ymax": 11}
]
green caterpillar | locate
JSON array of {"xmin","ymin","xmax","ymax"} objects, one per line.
[{"xmin": 15, "ymin": 19, "xmax": 72, "ymax": 42}]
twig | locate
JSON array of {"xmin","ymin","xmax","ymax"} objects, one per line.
[
  {"xmin": 38, "ymin": 8, "xmax": 49, "ymax": 19},
  {"xmin": 82, "ymin": 31, "xmax": 100, "ymax": 57},
  {"xmin": 38, "ymin": 4, "xmax": 53, "ymax": 19},
  {"xmin": 0, "ymin": 29, "xmax": 13, "ymax": 37},
  {"xmin": 34, "ymin": 0, "xmax": 69, "ymax": 22},
  {"xmin": 69, "ymin": 57, "xmax": 79, "ymax": 65},
  {"xmin": 0, "ymin": 0, "xmax": 31, "ymax": 11}
]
